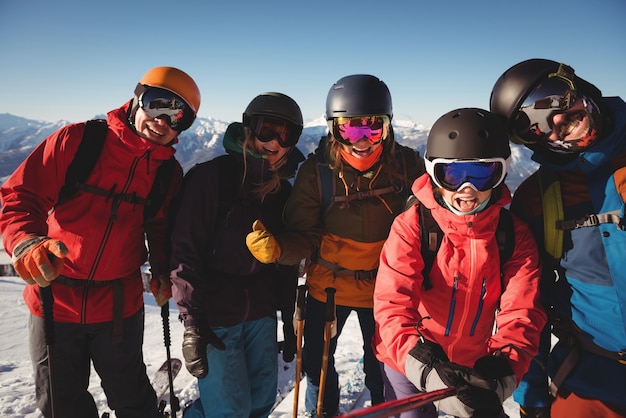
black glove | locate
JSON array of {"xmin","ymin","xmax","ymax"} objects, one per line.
[
  {"xmin": 520, "ymin": 405, "xmax": 551, "ymax": 418},
  {"xmin": 181, "ymin": 326, "xmax": 226, "ymax": 378},
  {"xmin": 473, "ymin": 354, "xmax": 517, "ymax": 403},
  {"xmin": 405, "ymin": 339, "xmax": 503, "ymax": 418},
  {"xmin": 281, "ymin": 319, "xmax": 297, "ymax": 362}
]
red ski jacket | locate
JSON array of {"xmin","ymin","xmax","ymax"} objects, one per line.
[
  {"xmin": 373, "ymin": 174, "xmax": 547, "ymax": 382},
  {"xmin": 0, "ymin": 102, "xmax": 182, "ymax": 323}
]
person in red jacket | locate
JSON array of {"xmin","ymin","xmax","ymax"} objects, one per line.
[
  {"xmin": 373, "ymin": 108, "xmax": 547, "ymax": 418},
  {"xmin": 0, "ymin": 66, "xmax": 201, "ymax": 418}
]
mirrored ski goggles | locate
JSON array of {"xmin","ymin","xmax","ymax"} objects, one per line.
[
  {"xmin": 139, "ymin": 87, "xmax": 196, "ymax": 131},
  {"xmin": 245, "ymin": 114, "xmax": 302, "ymax": 148},
  {"xmin": 332, "ymin": 115, "xmax": 390, "ymax": 145},
  {"xmin": 512, "ymin": 66, "xmax": 579, "ymax": 144},
  {"xmin": 425, "ymin": 158, "xmax": 509, "ymax": 192}
]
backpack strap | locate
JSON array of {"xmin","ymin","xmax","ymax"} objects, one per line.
[
  {"xmin": 58, "ymin": 119, "xmax": 108, "ymax": 203},
  {"xmin": 314, "ymin": 137, "xmax": 410, "ymax": 218},
  {"xmin": 144, "ymin": 156, "xmax": 176, "ymax": 221},
  {"xmin": 539, "ymin": 167, "xmax": 565, "ymax": 259},
  {"xmin": 58, "ymin": 118, "xmax": 175, "ymax": 221}
]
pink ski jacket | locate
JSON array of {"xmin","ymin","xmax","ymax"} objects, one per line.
[{"xmin": 373, "ymin": 174, "xmax": 547, "ymax": 382}]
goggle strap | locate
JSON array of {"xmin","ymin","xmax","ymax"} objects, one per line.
[{"xmin": 548, "ymin": 64, "xmax": 576, "ymax": 90}]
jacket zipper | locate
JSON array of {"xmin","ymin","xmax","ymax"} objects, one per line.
[
  {"xmin": 80, "ymin": 154, "xmax": 143, "ymax": 323},
  {"xmin": 469, "ymin": 277, "xmax": 487, "ymax": 336},
  {"xmin": 444, "ymin": 276, "xmax": 458, "ymax": 336}
]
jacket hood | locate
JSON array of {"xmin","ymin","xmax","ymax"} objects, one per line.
[{"xmin": 530, "ymin": 97, "xmax": 626, "ymax": 174}]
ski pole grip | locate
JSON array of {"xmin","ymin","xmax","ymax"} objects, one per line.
[
  {"xmin": 295, "ymin": 284, "xmax": 308, "ymax": 321},
  {"xmin": 40, "ymin": 285, "xmax": 55, "ymax": 346},
  {"xmin": 324, "ymin": 287, "xmax": 336, "ymax": 323},
  {"xmin": 161, "ymin": 303, "xmax": 171, "ymax": 347}
]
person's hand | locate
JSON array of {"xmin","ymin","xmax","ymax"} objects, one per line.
[
  {"xmin": 473, "ymin": 354, "xmax": 517, "ymax": 403},
  {"xmin": 11, "ymin": 236, "xmax": 68, "ymax": 286},
  {"xmin": 432, "ymin": 361, "xmax": 502, "ymax": 418},
  {"xmin": 405, "ymin": 337, "xmax": 450, "ymax": 391},
  {"xmin": 520, "ymin": 405, "xmax": 551, "ymax": 418},
  {"xmin": 149, "ymin": 274, "xmax": 172, "ymax": 306},
  {"xmin": 281, "ymin": 319, "xmax": 297, "ymax": 362},
  {"xmin": 405, "ymin": 339, "xmax": 502, "ymax": 417},
  {"xmin": 181, "ymin": 326, "xmax": 226, "ymax": 378},
  {"xmin": 246, "ymin": 220, "xmax": 281, "ymax": 263}
]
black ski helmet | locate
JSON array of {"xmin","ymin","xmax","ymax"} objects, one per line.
[
  {"xmin": 325, "ymin": 74, "xmax": 392, "ymax": 120},
  {"xmin": 426, "ymin": 108, "xmax": 511, "ymax": 161},
  {"xmin": 243, "ymin": 92, "xmax": 303, "ymax": 128},
  {"xmin": 489, "ymin": 58, "xmax": 603, "ymax": 145}
]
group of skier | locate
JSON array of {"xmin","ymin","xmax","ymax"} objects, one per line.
[{"xmin": 1, "ymin": 58, "xmax": 625, "ymax": 418}]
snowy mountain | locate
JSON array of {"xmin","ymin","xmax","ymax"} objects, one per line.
[{"xmin": 0, "ymin": 113, "xmax": 538, "ymax": 192}]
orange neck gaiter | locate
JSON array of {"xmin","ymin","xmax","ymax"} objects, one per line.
[{"xmin": 340, "ymin": 145, "xmax": 383, "ymax": 172}]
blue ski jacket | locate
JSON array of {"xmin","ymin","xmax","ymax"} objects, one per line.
[{"xmin": 511, "ymin": 97, "xmax": 626, "ymax": 410}]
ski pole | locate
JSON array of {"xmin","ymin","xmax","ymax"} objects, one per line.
[
  {"xmin": 317, "ymin": 287, "xmax": 336, "ymax": 418},
  {"xmin": 292, "ymin": 284, "xmax": 308, "ymax": 418},
  {"xmin": 338, "ymin": 387, "xmax": 457, "ymax": 418},
  {"xmin": 161, "ymin": 302, "xmax": 180, "ymax": 417},
  {"xmin": 39, "ymin": 285, "xmax": 58, "ymax": 418}
]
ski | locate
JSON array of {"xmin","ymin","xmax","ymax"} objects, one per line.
[{"xmin": 153, "ymin": 357, "xmax": 183, "ymax": 413}]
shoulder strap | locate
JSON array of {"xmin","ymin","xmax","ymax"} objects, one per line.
[
  {"xmin": 539, "ymin": 167, "xmax": 565, "ymax": 259},
  {"xmin": 144, "ymin": 156, "xmax": 176, "ymax": 220},
  {"xmin": 58, "ymin": 119, "xmax": 108, "ymax": 203},
  {"xmin": 496, "ymin": 208, "xmax": 515, "ymax": 271},
  {"xmin": 314, "ymin": 138, "xmax": 337, "ymax": 217},
  {"xmin": 315, "ymin": 139, "xmax": 410, "ymax": 217},
  {"xmin": 417, "ymin": 201, "xmax": 439, "ymax": 291}
]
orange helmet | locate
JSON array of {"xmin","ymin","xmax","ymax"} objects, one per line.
[{"xmin": 139, "ymin": 66, "xmax": 201, "ymax": 114}]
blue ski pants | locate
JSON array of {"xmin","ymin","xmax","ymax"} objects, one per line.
[{"xmin": 183, "ymin": 315, "xmax": 278, "ymax": 418}]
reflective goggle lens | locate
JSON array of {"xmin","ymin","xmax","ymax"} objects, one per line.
[
  {"xmin": 140, "ymin": 87, "xmax": 195, "ymax": 131},
  {"xmin": 333, "ymin": 115, "xmax": 390, "ymax": 145},
  {"xmin": 426, "ymin": 158, "xmax": 506, "ymax": 192},
  {"xmin": 248, "ymin": 115, "xmax": 301, "ymax": 148},
  {"xmin": 513, "ymin": 76, "xmax": 577, "ymax": 144}
]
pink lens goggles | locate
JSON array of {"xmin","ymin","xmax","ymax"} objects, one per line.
[{"xmin": 332, "ymin": 115, "xmax": 390, "ymax": 145}]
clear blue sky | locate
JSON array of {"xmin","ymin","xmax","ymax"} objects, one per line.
[{"xmin": 1, "ymin": 0, "xmax": 625, "ymax": 128}]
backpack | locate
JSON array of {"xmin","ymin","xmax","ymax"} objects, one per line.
[
  {"xmin": 406, "ymin": 194, "xmax": 515, "ymax": 291},
  {"xmin": 57, "ymin": 119, "xmax": 176, "ymax": 221},
  {"xmin": 313, "ymin": 136, "xmax": 411, "ymax": 217}
]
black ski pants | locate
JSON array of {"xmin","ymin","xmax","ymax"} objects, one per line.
[{"xmin": 29, "ymin": 307, "xmax": 160, "ymax": 418}]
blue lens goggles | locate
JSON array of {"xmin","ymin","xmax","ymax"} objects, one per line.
[{"xmin": 425, "ymin": 158, "xmax": 508, "ymax": 192}]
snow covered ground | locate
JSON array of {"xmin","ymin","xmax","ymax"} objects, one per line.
[{"xmin": 0, "ymin": 245, "xmax": 521, "ymax": 417}]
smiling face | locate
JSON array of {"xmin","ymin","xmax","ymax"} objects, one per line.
[
  {"xmin": 133, "ymin": 107, "xmax": 179, "ymax": 145},
  {"xmin": 252, "ymin": 136, "xmax": 290, "ymax": 166},
  {"xmin": 339, "ymin": 137, "xmax": 383, "ymax": 158},
  {"xmin": 439, "ymin": 184, "xmax": 492, "ymax": 214}
]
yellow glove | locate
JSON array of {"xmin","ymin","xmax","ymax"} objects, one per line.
[
  {"xmin": 246, "ymin": 220, "xmax": 281, "ymax": 264},
  {"xmin": 150, "ymin": 274, "xmax": 172, "ymax": 306},
  {"xmin": 12, "ymin": 236, "xmax": 68, "ymax": 287}
]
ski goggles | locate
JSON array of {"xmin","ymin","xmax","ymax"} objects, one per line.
[
  {"xmin": 512, "ymin": 64, "xmax": 580, "ymax": 144},
  {"xmin": 425, "ymin": 157, "xmax": 509, "ymax": 192},
  {"xmin": 245, "ymin": 114, "xmax": 302, "ymax": 148},
  {"xmin": 139, "ymin": 87, "xmax": 196, "ymax": 131},
  {"xmin": 332, "ymin": 115, "xmax": 390, "ymax": 145}
]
